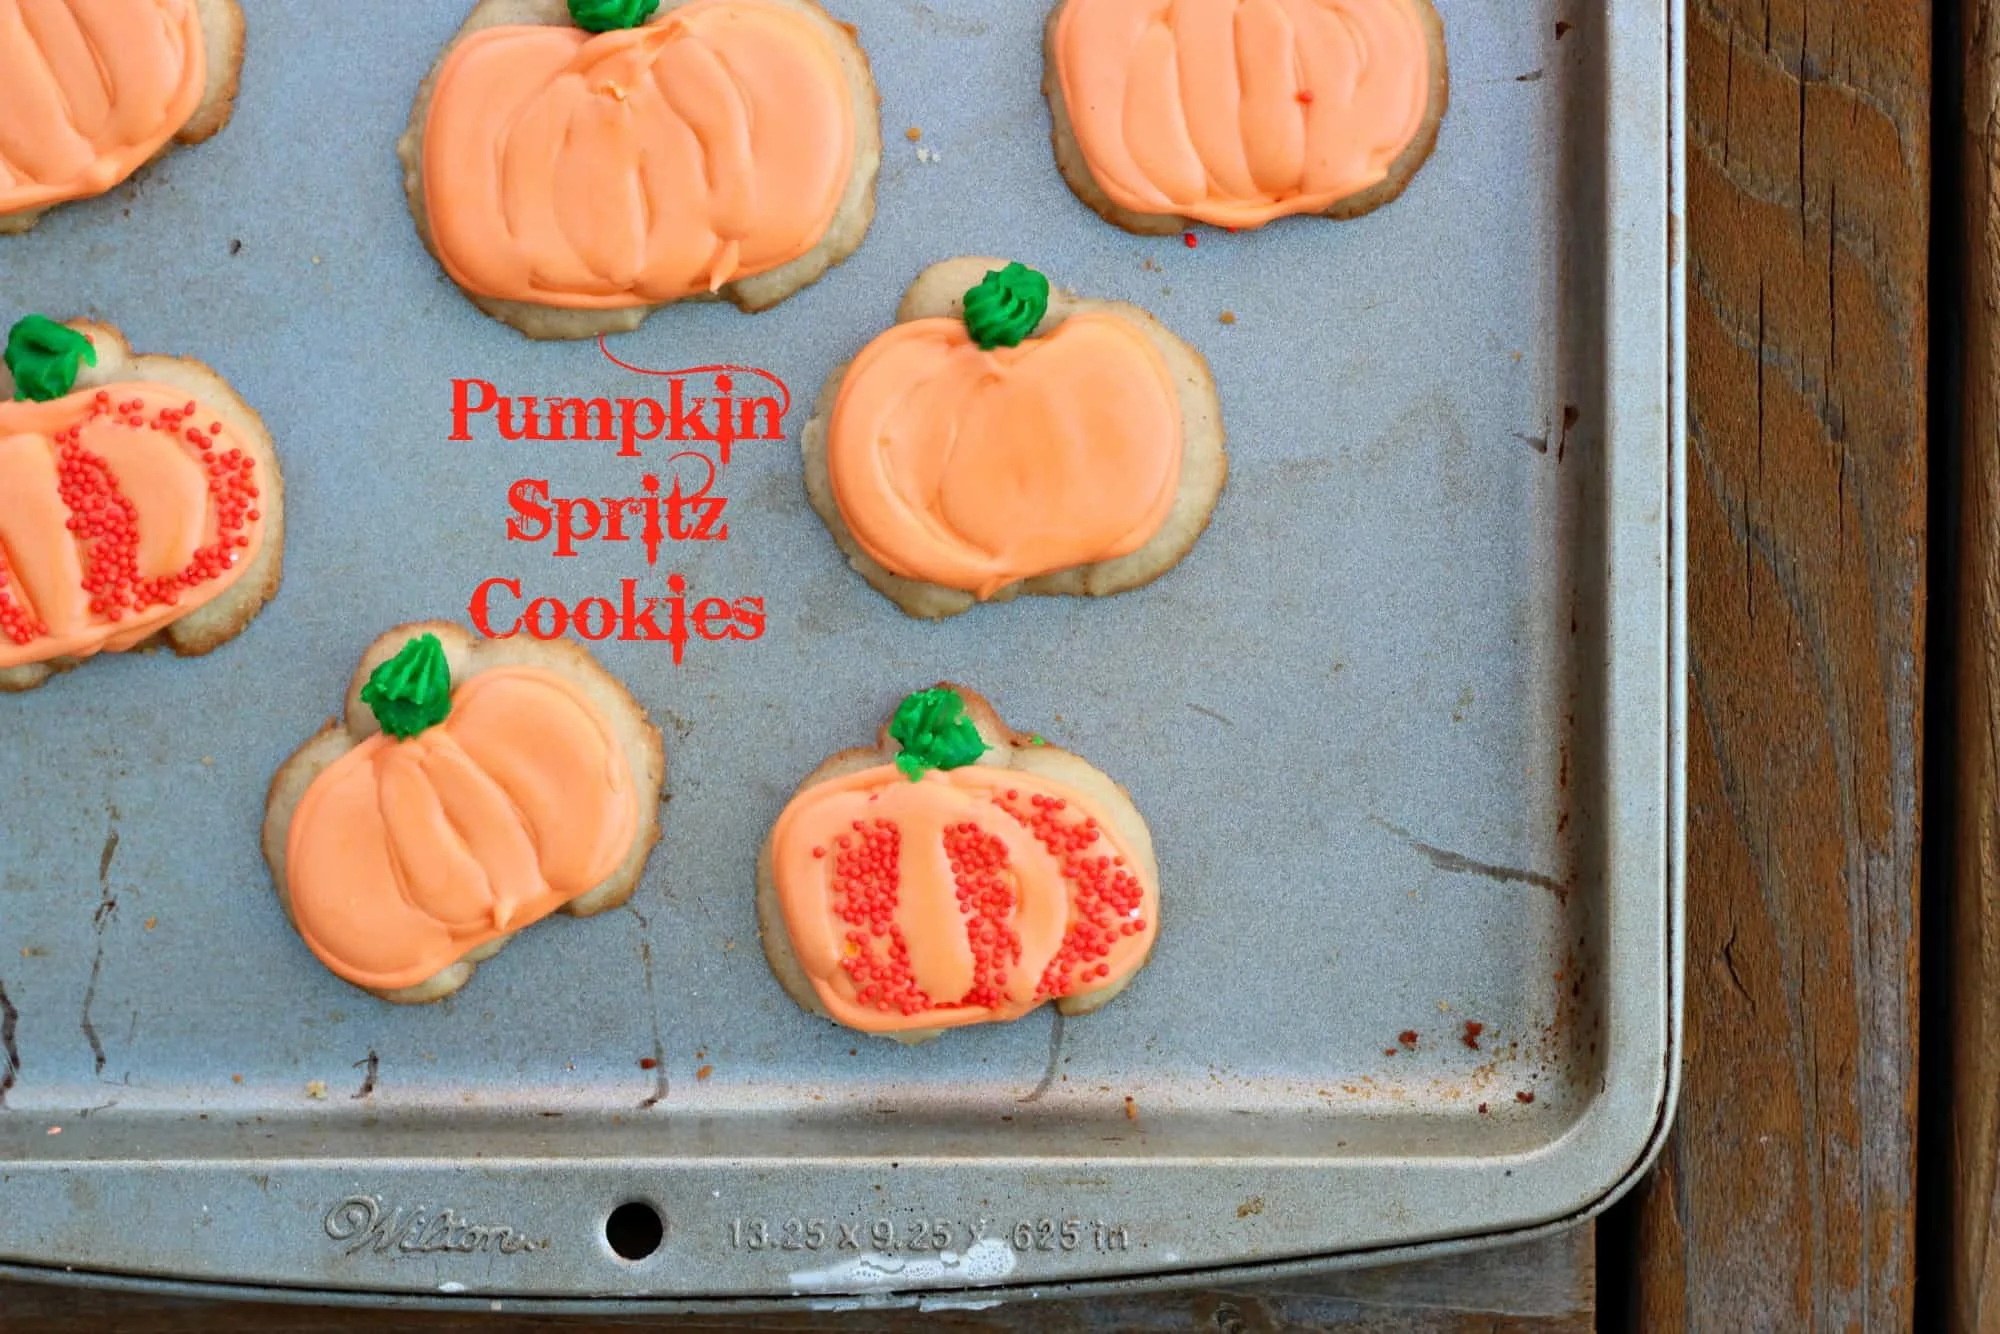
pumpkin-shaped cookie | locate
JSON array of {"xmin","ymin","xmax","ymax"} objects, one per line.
[
  {"xmin": 803, "ymin": 257, "xmax": 1227, "ymax": 619},
  {"xmin": 0, "ymin": 0, "xmax": 245, "ymax": 233},
  {"xmin": 1044, "ymin": 0, "xmax": 1447, "ymax": 232},
  {"xmin": 399, "ymin": 0, "xmax": 881, "ymax": 339},
  {"xmin": 0, "ymin": 315, "xmax": 283, "ymax": 692},
  {"xmin": 759, "ymin": 685, "xmax": 1161, "ymax": 1041},
  {"xmin": 263, "ymin": 623, "xmax": 666, "ymax": 1003}
]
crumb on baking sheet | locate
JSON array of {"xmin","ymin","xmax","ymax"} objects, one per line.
[
  {"xmin": 1516, "ymin": 1090, "xmax": 1535, "ymax": 1105},
  {"xmin": 200, "ymin": 755, "xmax": 214, "ymax": 766},
  {"xmin": 1398, "ymin": 1030, "xmax": 1418, "ymax": 1048},
  {"xmin": 231, "ymin": 1073, "xmax": 243, "ymax": 1084},
  {"xmin": 1124, "ymin": 1096, "xmax": 1138, "ymax": 1120},
  {"xmin": 1463, "ymin": 1020, "xmax": 1484, "ymax": 1051},
  {"xmin": 696, "ymin": 1065, "xmax": 714, "ymax": 1081},
  {"xmin": 46, "ymin": 1126, "xmax": 60, "ymax": 1136},
  {"xmin": 1478, "ymin": 1102, "xmax": 1489, "ymax": 1114},
  {"xmin": 19, "ymin": 946, "xmax": 45, "ymax": 958},
  {"xmin": 306, "ymin": 1081, "xmax": 327, "ymax": 1100},
  {"xmin": 144, "ymin": 917, "xmax": 157, "ymax": 931}
]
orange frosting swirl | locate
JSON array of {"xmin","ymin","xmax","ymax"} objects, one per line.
[
  {"xmin": 0, "ymin": 383, "xmax": 265, "ymax": 669},
  {"xmin": 771, "ymin": 765, "xmax": 1159, "ymax": 1035},
  {"xmin": 0, "ymin": 0, "xmax": 206, "ymax": 214},
  {"xmin": 1052, "ymin": 0, "xmax": 1432, "ymax": 227},
  {"xmin": 826, "ymin": 314, "xmax": 1182, "ymax": 599},
  {"xmin": 420, "ymin": 0, "xmax": 857, "ymax": 308},
  {"xmin": 284, "ymin": 668, "xmax": 641, "ymax": 992}
]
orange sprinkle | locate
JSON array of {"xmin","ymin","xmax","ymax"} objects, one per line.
[
  {"xmin": 696, "ymin": 1065, "xmax": 714, "ymax": 1081},
  {"xmin": 906, "ymin": 126, "xmax": 923, "ymax": 141}
]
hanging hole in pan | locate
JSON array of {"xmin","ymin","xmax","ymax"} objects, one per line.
[{"xmin": 605, "ymin": 1200, "xmax": 665, "ymax": 1261}]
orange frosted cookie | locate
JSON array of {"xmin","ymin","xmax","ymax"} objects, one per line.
[
  {"xmin": 263, "ymin": 623, "xmax": 666, "ymax": 1004},
  {"xmin": 0, "ymin": 0, "xmax": 245, "ymax": 233},
  {"xmin": 1043, "ymin": 0, "xmax": 1448, "ymax": 233},
  {"xmin": 758, "ymin": 685, "xmax": 1161, "ymax": 1044},
  {"xmin": 0, "ymin": 315, "xmax": 283, "ymax": 693},
  {"xmin": 802, "ymin": 257, "xmax": 1227, "ymax": 620},
  {"xmin": 399, "ymin": 0, "xmax": 882, "ymax": 339}
]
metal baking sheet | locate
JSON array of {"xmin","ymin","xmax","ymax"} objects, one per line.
[{"xmin": 0, "ymin": 0, "xmax": 1683, "ymax": 1309}]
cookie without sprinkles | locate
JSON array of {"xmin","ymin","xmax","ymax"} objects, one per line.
[{"xmin": 1043, "ymin": 0, "xmax": 1449, "ymax": 233}]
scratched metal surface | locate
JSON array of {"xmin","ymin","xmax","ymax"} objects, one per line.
[{"xmin": 0, "ymin": 0, "xmax": 1682, "ymax": 1308}]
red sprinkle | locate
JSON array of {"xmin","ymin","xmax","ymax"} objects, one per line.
[
  {"xmin": 1183, "ymin": 232, "xmax": 1197, "ymax": 248},
  {"xmin": 991, "ymin": 791, "xmax": 1147, "ymax": 1001},
  {"xmin": 1462, "ymin": 1021, "xmax": 1485, "ymax": 1051},
  {"xmin": 36, "ymin": 392, "xmax": 259, "ymax": 647},
  {"xmin": 829, "ymin": 818, "xmax": 930, "ymax": 1015},
  {"xmin": 638, "ymin": 1057, "xmax": 657, "ymax": 1070},
  {"xmin": 1297, "ymin": 88, "xmax": 1315, "ymax": 104},
  {"xmin": 942, "ymin": 820, "xmax": 1021, "ymax": 1009}
]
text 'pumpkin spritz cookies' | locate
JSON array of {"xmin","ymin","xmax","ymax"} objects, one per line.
[
  {"xmin": 400, "ymin": 0, "xmax": 882, "ymax": 339},
  {"xmin": 758, "ymin": 685, "xmax": 1162, "ymax": 1044},
  {"xmin": 263, "ymin": 623, "xmax": 666, "ymax": 1004},
  {"xmin": 1043, "ymin": 0, "xmax": 1447, "ymax": 233},
  {"xmin": 0, "ymin": 315, "xmax": 283, "ymax": 692},
  {"xmin": 0, "ymin": 0, "xmax": 245, "ymax": 233},
  {"xmin": 802, "ymin": 257, "xmax": 1227, "ymax": 619}
]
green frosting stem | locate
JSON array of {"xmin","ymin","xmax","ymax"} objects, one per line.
[
  {"xmin": 568, "ymin": 0, "xmax": 660, "ymax": 31},
  {"xmin": 961, "ymin": 263, "xmax": 1050, "ymax": 350},
  {"xmin": 888, "ymin": 686, "xmax": 989, "ymax": 781},
  {"xmin": 5, "ymin": 315, "xmax": 96, "ymax": 402},
  {"xmin": 360, "ymin": 634, "xmax": 454, "ymax": 740}
]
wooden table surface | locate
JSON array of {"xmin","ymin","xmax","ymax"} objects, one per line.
[{"xmin": 0, "ymin": 0, "xmax": 1955, "ymax": 1327}]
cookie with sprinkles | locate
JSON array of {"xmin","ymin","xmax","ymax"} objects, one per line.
[
  {"xmin": 0, "ymin": 315, "xmax": 285, "ymax": 693},
  {"xmin": 757, "ymin": 684, "xmax": 1162, "ymax": 1044}
]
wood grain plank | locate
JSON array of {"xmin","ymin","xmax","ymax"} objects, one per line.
[
  {"xmin": 1951, "ymin": 6, "xmax": 2000, "ymax": 1331},
  {"xmin": 1614, "ymin": 0, "xmax": 1928, "ymax": 1327},
  {"xmin": 0, "ymin": 1227, "xmax": 1594, "ymax": 1332}
]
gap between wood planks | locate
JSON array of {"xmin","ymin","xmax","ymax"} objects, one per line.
[{"xmin": 1916, "ymin": 0, "xmax": 1965, "ymax": 1329}]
